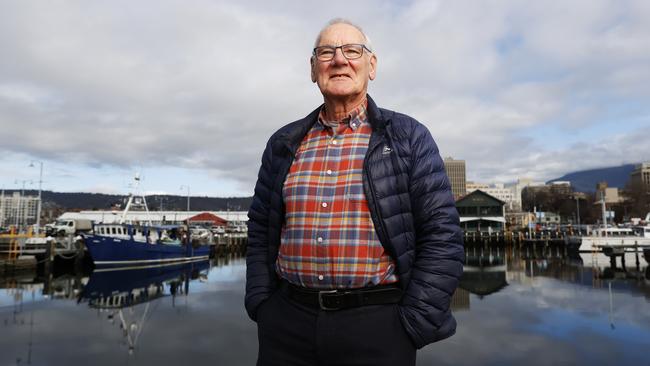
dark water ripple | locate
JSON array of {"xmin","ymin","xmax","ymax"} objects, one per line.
[{"xmin": 1, "ymin": 248, "xmax": 649, "ymax": 365}]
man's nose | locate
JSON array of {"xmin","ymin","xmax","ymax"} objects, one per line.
[{"xmin": 331, "ymin": 47, "xmax": 349, "ymax": 65}]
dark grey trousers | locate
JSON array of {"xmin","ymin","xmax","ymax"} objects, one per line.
[{"xmin": 256, "ymin": 290, "xmax": 416, "ymax": 366}]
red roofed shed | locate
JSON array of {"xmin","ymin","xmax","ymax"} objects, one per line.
[{"xmin": 187, "ymin": 212, "xmax": 228, "ymax": 227}]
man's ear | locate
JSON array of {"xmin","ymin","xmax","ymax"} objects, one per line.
[
  {"xmin": 310, "ymin": 57, "xmax": 317, "ymax": 83},
  {"xmin": 368, "ymin": 54, "xmax": 377, "ymax": 81}
]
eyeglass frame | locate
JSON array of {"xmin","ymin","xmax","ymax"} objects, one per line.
[{"xmin": 312, "ymin": 44, "xmax": 373, "ymax": 62}]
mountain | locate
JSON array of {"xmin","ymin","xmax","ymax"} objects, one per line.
[
  {"xmin": 2, "ymin": 190, "xmax": 253, "ymax": 211},
  {"xmin": 547, "ymin": 164, "xmax": 637, "ymax": 193}
]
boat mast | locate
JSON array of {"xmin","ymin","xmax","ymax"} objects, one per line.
[
  {"xmin": 119, "ymin": 173, "xmax": 153, "ymax": 225},
  {"xmin": 601, "ymin": 192, "xmax": 607, "ymax": 238},
  {"xmin": 597, "ymin": 182, "xmax": 608, "ymax": 238}
]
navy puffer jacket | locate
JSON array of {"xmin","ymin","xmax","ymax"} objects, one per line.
[{"xmin": 246, "ymin": 95, "xmax": 464, "ymax": 348}]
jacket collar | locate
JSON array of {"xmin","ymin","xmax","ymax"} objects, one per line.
[
  {"xmin": 278, "ymin": 94, "xmax": 387, "ymax": 154},
  {"xmin": 366, "ymin": 94, "xmax": 387, "ymax": 133}
]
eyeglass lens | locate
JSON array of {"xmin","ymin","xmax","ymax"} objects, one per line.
[{"xmin": 315, "ymin": 44, "xmax": 365, "ymax": 61}]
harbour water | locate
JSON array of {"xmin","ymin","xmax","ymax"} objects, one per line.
[{"xmin": 1, "ymin": 246, "xmax": 649, "ymax": 365}]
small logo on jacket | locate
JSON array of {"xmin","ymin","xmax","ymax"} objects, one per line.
[{"xmin": 382, "ymin": 145, "xmax": 392, "ymax": 155}]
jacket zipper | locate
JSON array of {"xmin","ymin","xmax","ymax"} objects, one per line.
[
  {"xmin": 363, "ymin": 133, "xmax": 396, "ymax": 260},
  {"xmin": 278, "ymin": 139, "xmax": 297, "ymax": 223}
]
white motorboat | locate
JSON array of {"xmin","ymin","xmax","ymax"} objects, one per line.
[{"xmin": 568, "ymin": 227, "xmax": 650, "ymax": 253}]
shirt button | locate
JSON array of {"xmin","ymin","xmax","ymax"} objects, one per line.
[
  {"xmin": 331, "ymin": 140, "xmax": 337, "ymax": 145},
  {"xmin": 317, "ymin": 237, "xmax": 323, "ymax": 243},
  {"xmin": 321, "ymin": 202, "xmax": 328, "ymax": 208},
  {"xmin": 318, "ymin": 275, "xmax": 324, "ymax": 281},
  {"xmin": 326, "ymin": 170, "xmax": 332, "ymax": 175}
]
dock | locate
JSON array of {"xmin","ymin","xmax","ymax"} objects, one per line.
[
  {"xmin": 595, "ymin": 244, "xmax": 650, "ymax": 267},
  {"xmin": 0, "ymin": 256, "xmax": 38, "ymax": 275},
  {"xmin": 212, "ymin": 233, "xmax": 247, "ymax": 257}
]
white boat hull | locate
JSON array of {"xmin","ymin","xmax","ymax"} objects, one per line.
[{"xmin": 576, "ymin": 236, "xmax": 650, "ymax": 252}]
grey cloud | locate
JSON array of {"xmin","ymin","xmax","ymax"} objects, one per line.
[{"xmin": 1, "ymin": 0, "xmax": 649, "ymax": 192}]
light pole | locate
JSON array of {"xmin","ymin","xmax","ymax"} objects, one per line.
[
  {"xmin": 180, "ymin": 185, "xmax": 190, "ymax": 212},
  {"xmin": 29, "ymin": 160, "xmax": 43, "ymax": 234}
]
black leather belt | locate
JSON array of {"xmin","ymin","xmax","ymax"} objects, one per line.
[{"xmin": 280, "ymin": 280, "xmax": 403, "ymax": 311}]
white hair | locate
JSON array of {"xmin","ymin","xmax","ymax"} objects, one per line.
[{"xmin": 313, "ymin": 18, "xmax": 374, "ymax": 53}]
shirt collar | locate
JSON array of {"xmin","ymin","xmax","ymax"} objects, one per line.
[{"xmin": 318, "ymin": 99, "xmax": 368, "ymax": 131}]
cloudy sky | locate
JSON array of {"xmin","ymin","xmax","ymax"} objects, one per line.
[{"xmin": 1, "ymin": 0, "xmax": 649, "ymax": 197}]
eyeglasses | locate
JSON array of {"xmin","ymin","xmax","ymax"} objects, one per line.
[{"xmin": 312, "ymin": 44, "xmax": 372, "ymax": 61}]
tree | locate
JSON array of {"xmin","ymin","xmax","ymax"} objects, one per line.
[{"xmin": 621, "ymin": 180, "xmax": 650, "ymax": 219}]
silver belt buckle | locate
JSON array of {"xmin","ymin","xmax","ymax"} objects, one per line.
[{"xmin": 318, "ymin": 289, "xmax": 340, "ymax": 311}]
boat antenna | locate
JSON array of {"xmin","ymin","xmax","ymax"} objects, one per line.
[{"xmin": 119, "ymin": 172, "xmax": 153, "ymax": 225}]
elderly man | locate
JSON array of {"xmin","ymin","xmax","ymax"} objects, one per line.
[{"xmin": 246, "ymin": 19, "xmax": 464, "ymax": 366}]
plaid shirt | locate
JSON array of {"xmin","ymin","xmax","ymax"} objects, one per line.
[{"xmin": 277, "ymin": 100, "xmax": 397, "ymax": 289}]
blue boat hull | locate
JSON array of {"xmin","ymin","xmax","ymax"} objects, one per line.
[{"xmin": 84, "ymin": 234, "xmax": 210, "ymax": 267}]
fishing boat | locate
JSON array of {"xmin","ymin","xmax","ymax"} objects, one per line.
[
  {"xmin": 83, "ymin": 174, "xmax": 210, "ymax": 267},
  {"xmin": 566, "ymin": 199, "xmax": 650, "ymax": 253}
]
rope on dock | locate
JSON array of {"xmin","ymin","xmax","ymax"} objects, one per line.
[{"xmin": 56, "ymin": 252, "xmax": 80, "ymax": 260}]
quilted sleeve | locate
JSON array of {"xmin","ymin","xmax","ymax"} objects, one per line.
[
  {"xmin": 245, "ymin": 138, "xmax": 276, "ymax": 321},
  {"xmin": 399, "ymin": 122, "xmax": 465, "ymax": 348}
]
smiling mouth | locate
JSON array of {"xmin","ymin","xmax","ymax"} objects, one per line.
[{"xmin": 331, "ymin": 74, "xmax": 349, "ymax": 79}]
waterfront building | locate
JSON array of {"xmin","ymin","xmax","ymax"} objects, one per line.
[
  {"xmin": 548, "ymin": 181, "xmax": 572, "ymax": 195},
  {"xmin": 535, "ymin": 211, "xmax": 561, "ymax": 227},
  {"xmin": 187, "ymin": 212, "xmax": 228, "ymax": 232},
  {"xmin": 520, "ymin": 180, "xmax": 574, "ymax": 210},
  {"xmin": 604, "ymin": 187, "xmax": 620, "ymax": 204},
  {"xmin": 467, "ymin": 182, "xmax": 518, "ymax": 211},
  {"xmin": 443, "ymin": 157, "xmax": 466, "ymax": 199},
  {"xmin": 506, "ymin": 211, "xmax": 535, "ymax": 230},
  {"xmin": 57, "ymin": 210, "xmax": 249, "ymax": 232},
  {"xmin": 505, "ymin": 179, "xmax": 545, "ymax": 211},
  {"xmin": 455, "ymin": 190, "xmax": 505, "ymax": 232},
  {"xmin": 0, "ymin": 192, "xmax": 39, "ymax": 228},
  {"xmin": 466, "ymin": 182, "xmax": 488, "ymax": 192},
  {"xmin": 630, "ymin": 162, "xmax": 650, "ymax": 190}
]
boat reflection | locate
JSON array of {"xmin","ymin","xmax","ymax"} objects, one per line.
[{"xmin": 78, "ymin": 260, "xmax": 211, "ymax": 354}]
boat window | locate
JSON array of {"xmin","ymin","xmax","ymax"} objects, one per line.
[{"xmin": 111, "ymin": 227, "xmax": 116, "ymax": 235}]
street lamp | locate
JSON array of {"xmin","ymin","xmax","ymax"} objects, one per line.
[
  {"xmin": 29, "ymin": 160, "xmax": 43, "ymax": 234},
  {"xmin": 180, "ymin": 185, "xmax": 190, "ymax": 212}
]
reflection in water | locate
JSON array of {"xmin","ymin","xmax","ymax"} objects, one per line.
[
  {"xmin": 460, "ymin": 246, "xmax": 508, "ymax": 298},
  {"xmin": 78, "ymin": 260, "xmax": 211, "ymax": 355},
  {"xmin": 1, "ymin": 249, "xmax": 649, "ymax": 365},
  {"xmin": 451, "ymin": 244, "xmax": 650, "ymax": 318}
]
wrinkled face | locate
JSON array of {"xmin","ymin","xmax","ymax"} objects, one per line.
[{"xmin": 311, "ymin": 23, "xmax": 376, "ymax": 102}]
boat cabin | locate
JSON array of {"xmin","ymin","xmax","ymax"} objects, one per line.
[{"xmin": 93, "ymin": 223, "xmax": 185, "ymax": 245}]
